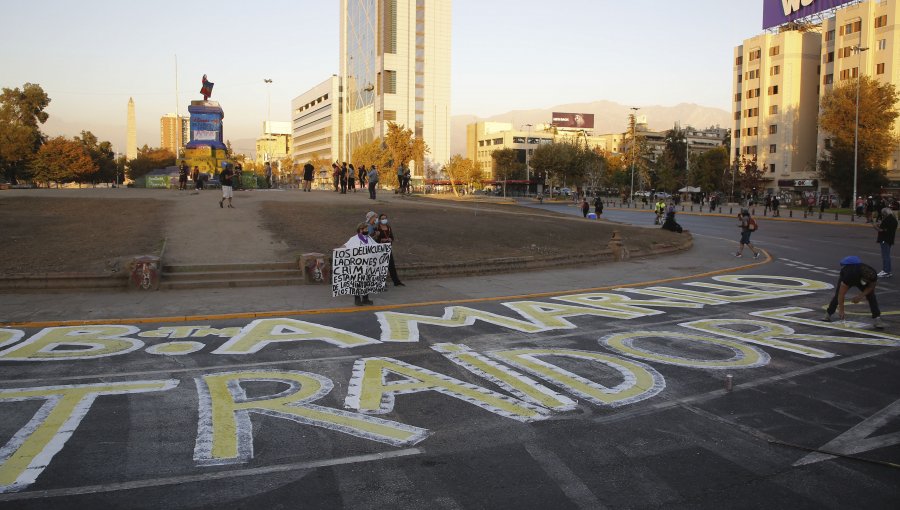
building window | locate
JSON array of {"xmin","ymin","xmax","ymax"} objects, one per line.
[
  {"xmin": 735, "ymin": 92, "xmax": 742, "ymax": 102},
  {"xmin": 737, "ymin": 74, "xmax": 743, "ymax": 83},
  {"xmin": 769, "ymin": 105, "xmax": 779, "ymax": 115},
  {"xmin": 743, "ymin": 145, "xmax": 757, "ymax": 155},
  {"xmin": 825, "ymin": 29, "xmax": 835, "ymax": 42},
  {"xmin": 770, "ymin": 164, "xmax": 776, "ymax": 173},
  {"xmin": 823, "ymin": 51, "xmax": 834, "ymax": 63},
  {"xmin": 769, "ymin": 144, "xmax": 777, "ymax": 154},
  {"xmin": 735, "ymin": 56, "xmax": 743, "ymax": 66},
  {"xmin": 824, "ymin": 73, "xmax": 834, "ymax": 85},
  {"xmin": 839, "ymin": 46, "xmax": 853, "ymax": 58},
  {"xmin": 878, "ymin": 39, "xmax": 887, "ymax": 50},
  {"xmin": 382, "ymin": 0, "xmax": 397, "ymax": 54},
  {"xmin": 770, "ymin": 65, "xmax": 780, "ymax": 76},
  {"xmin": 769, "ymin": 46, "xmax": 780, "ymax": 56},
  {"xmin": 876, "ymin": 62, "xmax": 885, "ymax": 75},
  {"xmin": 768, "ymin": 85, "xmax": 779, "ymax": 95},
  {"xmin": 493, "ymin": 138, "xmax": 503, "ymax": 145},
  {"xmin": 478, "ymin": 140, "xmax": 484, "ymax": 147},
  {"xmin": 749, "ymin": 49, "xmax": 761, "ymax": 61},
  {"xmin": 746, "ymin": 127, "xmax": 758, "ymax": 136},
  {"xmin": 874, "ymin": 15, "xmax": 888, "ymax": 29},
  {"xmin": 769, "ymin": 125, "xmax": 777, "ymax": 134},
  {"xmin": 839, "ymin": 69, "xmax": 851, "ymax": 80},
  {"xmin": 384, "ymin": 70, "xmax": 397, "ymax": 94},
  {"xmin": 734, "ymin": 111, "xmax": 741, "ymax": 120},
  {"xmin": 384, "ymin": 110, "xmax": 396, "ymax": 121},
  {"xmin": 840, "ymin": 20, "xmax": 861, "ymax": 35},
  {"xmin": 735, "ymin": 130, "xmax": 741, "ymax": 138}
]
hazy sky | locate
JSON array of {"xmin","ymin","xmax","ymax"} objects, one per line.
[{"xmin": 0, "ymin": 0, "xmax": 763, "ymax": 154}]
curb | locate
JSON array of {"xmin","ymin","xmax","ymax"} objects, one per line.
[
  {"xmin": 0, "ymin": 234, "xmax": 694, "ymax": 292},
  {"xmin": 600, "ymin": 205, "xmax": 876, "ymax": 228}
]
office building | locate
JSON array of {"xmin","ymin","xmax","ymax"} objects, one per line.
[
  {"xmin": 160, "ymin": 113, "xmax": 189, "ymax": 157},
  {"xmin": 256, "ymin": 121, "xmax": 292, "ymax": 168},
  {"xmin": 340, "ymin": 0, "xmax": 451, "ymax": 175},
  {"xmin": 291, "ymin": 76, "xmax": 341, "ymax": 167}
]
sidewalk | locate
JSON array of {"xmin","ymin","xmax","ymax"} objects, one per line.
[{"xmin": 0, "ymin": 235, "xmax": 764, "ymax": 326}]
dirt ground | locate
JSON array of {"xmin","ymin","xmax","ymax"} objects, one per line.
[
  {"xmin": 0, "ymin": 197, "xmax": 167, "ymax": 275},
  {"xmin": 0, "ymin": 192, "xmax": 684, "ymax": 275},
  {"xmin": 259, "ymin": 198, "xmax": 684, "ymax": 265}
]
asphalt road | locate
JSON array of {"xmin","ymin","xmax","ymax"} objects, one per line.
[{"xmin": 0, "ymin": 207, "xmax": 898, "ymax": 509}]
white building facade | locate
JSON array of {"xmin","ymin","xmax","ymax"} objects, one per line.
[{"xmin": 290, "ymin": 76, "xmax": 341, "ymax": 166}]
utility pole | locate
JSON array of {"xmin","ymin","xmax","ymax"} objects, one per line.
[{"xmin": 852, "ymin": 45, "xmax": 868, "ymax": 206}]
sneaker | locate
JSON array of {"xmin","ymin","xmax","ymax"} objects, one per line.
[
  {"xmin": 873, "ymin": 317, "xmax": 884, "ymax": 329},
  {"xmin": 734, "ymin": 253, "xmax": 743, "ymax": 258},
  {"xmin": 753, "ymin": 252, "xmax": 761, "ymax": 259},
  {"xmin": 877, "ymin": 271, "xmax": 892, "ymax": 278},
  {"xmin": 823, "ymin": 313, "xmax": 834, "ymax": 322}
]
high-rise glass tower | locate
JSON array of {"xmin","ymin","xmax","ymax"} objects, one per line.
[{"xmin": 340, "ymin": 0, "xmax": 451, "ymax": 173}]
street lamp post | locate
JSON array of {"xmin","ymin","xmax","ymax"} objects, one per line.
[
  {"xmin": 629, "ymin": 107, "xmax": 640, "ymax": 203},
  {"xmin": 524, "ymin": 123, "xmax": 533, "ymax": 196},
  {"xmin": 852, "ymin": 45, "xmax": 868, "ymax": 207}
]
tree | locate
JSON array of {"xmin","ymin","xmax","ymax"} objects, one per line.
[
  {"xmin": 740, "ymin": 159, "xmax": 765, "ymax": 199},
  {"xmin": 444, "ymin": 155, "xmax": 480, "ymax": 196},
  {"xmin": 491, "ymin": 147, "xmax": 525, "ymax": 196},
  {"xmin": 691, "ymin": 147, "xmax": 730, "ymax": 194},
  {"xmin": 531, "ymin": 143, "xmax": 577, "ymax": 195},
  {"xmin": 818, "ymin": 76, "xmax": 899, "ymax": 200},
  {"xmin": 75, "ymin": 130, "xmax": 116, "ymax": 186},
  {"xmin": 30, "ymin": 136, "xmax": 96, "ymax": 187},
  {"xmin": 623, "ymin": 113, "xmax": 651, "ymax": 195},
  {"xmin": 0, "ymin": 83, "xmax": 51, "ymax": 183},
  {"xmin": 383, "ymin": 122, "xmax": 429, "ymax": 186},
  {"xmin": 126, "ymin": 145, "xmax": 175, "ymax": 180},
  {"xmin": 352, "ymin": 139, "xmax": 390, "ymax": 176}
]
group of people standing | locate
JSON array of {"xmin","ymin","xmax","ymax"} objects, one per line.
[{"xmin": 331, "ymin": 162, "xmax": 380, "ymax": 199}]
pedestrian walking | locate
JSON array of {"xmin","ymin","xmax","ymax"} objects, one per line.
[
  {"xmin": 342, "ymin": 222, "xmax": 376, "ymax": 307},
  {"xmin": 367, "ymin": 165, "xmax": 379, "ymax": 200},
  {"xmin": 819, "ymin": 195, "xmax": 828, "ymax": 213},
  {"xmin": 340, "ymin": 162, "xmax": 348, "ymax": 193},
  {"xmin": 302, "ymin": 162, "xmax": 314, "ymax": 192},
  {"xmin": 865, "ymin": 196, "xmax": 876, "ymax": 223},
  {"xmin": 735, "ymin": 208, "xmax": 760, "ymax": 258},
  {"xmin": 581, "ymin": 198, "xmax": 590, "ymax": 218},
  {"xmin": 593, "ymin": 195, "xmax": 603, "ymax": 217},
  {"xmin": 771, "ymin": 196, "xmax": 780, "ymax": 217},
  {"xmin": 178, "ymin": 160, "xmax": 188, "ymax": 190},
  {"xmin": 396, "ymin": 164, "xmax": 405, "ymax": 194},
  {"xmin": 332, "ymin": 162, "xmax": 340, "ymax": 192},
  {"xmin": 824, "ymin": 256, "xmax": 884, "ymax": 329},
  {"xmin": 373, "ymin": 213, "xmax": 405, "ymax": 287},
  {"xmin": 219, "ymin": 163, "xmax": 235, "ymax": 208},
  {"xmin": 347, "ymin": 163, "xmax": 356, "ymax": 192},
  {"xmin": 264, "ymin": 162, "xmax": 273, "ymax": 189},
  {"xmin": 403, "ymin": 167, "xmax": 411, "ymax": 194},
  {"xmin": 234, "ymin": 164, "xmax": 243, "ymax": 191},
  {"xmin": 358, "ymin": 164, "xmax": 367, "ymax": 190},
  {"xmin": 875, "ymin": 207, "xmax": 896, "ymax": 277},
  {"xmin": 764, "ymin": 195, "xmax": 772, "ymax": 213},
  {"xmin": 192, "ymin": 166, "xmax": 201, "ymax": 190}
]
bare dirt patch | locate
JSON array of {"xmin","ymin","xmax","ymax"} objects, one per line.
[
  {"xmin": 259, "ymin": 198, "xmax": 685, "ymax": 265},
  {"xmin": 0, "ymin": 197, "xmax": 166, "ymax": 275}
]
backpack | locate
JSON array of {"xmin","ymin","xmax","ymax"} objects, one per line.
[{"xmin": 748, "ymin": 217, "xmax": 758, "ymax": 231}]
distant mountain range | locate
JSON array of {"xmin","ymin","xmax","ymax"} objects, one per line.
[{"xmin": 450, "ymin": 101, "xmax": 732, "ymax": 157}]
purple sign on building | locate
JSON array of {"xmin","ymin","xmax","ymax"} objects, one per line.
[{"xmin": 762, "ymin": 0, "xmax": 855, "ymax": 29}]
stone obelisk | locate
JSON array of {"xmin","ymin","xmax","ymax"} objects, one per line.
[{"xmin": 126, "ymin": 97, "xmax": 137, "ymax": 161}]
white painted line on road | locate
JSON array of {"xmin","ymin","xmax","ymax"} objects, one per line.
[
  {"xmin": 0, "ymin": 448, "xmax": 422, "ymax": 502},
  {"xmin": 524, "ymin": 442, "xmax": 606, "ymax": 510}
]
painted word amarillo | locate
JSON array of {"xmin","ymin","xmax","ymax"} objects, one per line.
[{"xmin": 0, "ymin": 275, "xmax": 898, "ymax": 493}]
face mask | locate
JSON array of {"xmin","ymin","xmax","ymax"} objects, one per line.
[{"xmin": 380, "ymin": 219, "xmax": 388, "ymax": 225}]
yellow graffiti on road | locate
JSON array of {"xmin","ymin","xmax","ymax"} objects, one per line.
[
  {"xmin": 194, "ymin": 370, "xmax": 427, "ymax": 466},
  {"xmin": 0, "ymin": 380, "xmax": 177, "ymax": 493}
]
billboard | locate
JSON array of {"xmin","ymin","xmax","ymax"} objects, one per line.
[
  {"xmin": 551, "ymin": 112, "xmax": 594, "ymax": 129},
  {"xmin": 763, "ymin": 0, "xmax": 855, "ymax": 29}
]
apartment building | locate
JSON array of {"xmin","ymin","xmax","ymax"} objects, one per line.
[
  {"xmin": 291, "ymin": 76, "xmax": 341, "ymax": 167},
  {"xmin": 160, "ymin": 113, "xmax": 189, "ymax": 157},
  {"xmin": 732, "ymin": 30, "xmax": 822, "ymax": 195}
]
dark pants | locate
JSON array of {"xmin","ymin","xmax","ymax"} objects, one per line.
[
  {"xmin": 388, "ymin": 253, "xmax": 401, "ymax": 285},
  {"xmin": 341, "ymin": 179, "xmax": 347, "ymax": 193},
  {"xmin": 827, "ymin": 285, "xmax": 880, "ymax": 318},
  {"xmin": 369, "ymin": 182, "xmax": 377, "ymax": 199}
]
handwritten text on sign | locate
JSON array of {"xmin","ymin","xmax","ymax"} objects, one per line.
[{"xmin": 332, "ymin": 244, "xmax": 391, "ymax": 296}]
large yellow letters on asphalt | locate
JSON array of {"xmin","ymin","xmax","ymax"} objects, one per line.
[
  {"xmin": 0, "ymin": 325, "xmax": 143, "ymax": 361},
  {"xmin": 0, "ymin": 380, "xmax": 177, "ymax": 493},
  {"xmin": 194, "ymin": 370, "xmax": 427, "ymax": 466},
  {"xmin": 212, "ymin": 318, "xmax": 379, "ymax": 354}
]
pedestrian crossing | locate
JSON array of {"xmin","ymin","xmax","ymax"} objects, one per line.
[{"xmin": 778, "ymin": 258, "xmax": 839, "ymax": 279}]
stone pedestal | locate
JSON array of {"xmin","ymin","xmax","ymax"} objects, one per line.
[
  {"xmin": 301, "ymin": 253, "xmax": 330, "ymax": 284},
  {"xmin": 185, "ymin": 101, "xmax": 229, "ymax": 176},
  {"xmin": 129, "ymin": 255, "xmax": 160, "ymax": 290},
  {"xmin": 608, "ymin": 231, "xmax": 630, "ymax": 261}
]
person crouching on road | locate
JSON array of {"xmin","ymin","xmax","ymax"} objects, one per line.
[
  {"xmin": 735, "ymin": 209, "xmax": 760, "ymax": 259},
  {"xmin": 343, "ymin": 222, "xmax": 376, "ymax": 306},
  {"xmin": 825, "ymin": 256, "xmax": 884, "ymax": 329},
  {"xmin": 373, "ymin": 213, "xmax": 405, "ymax": 287}
]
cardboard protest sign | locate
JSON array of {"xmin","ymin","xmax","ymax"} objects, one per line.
[{"xmin": 332, "ymin": 243, "xmax": 391, "ymax": 297}]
